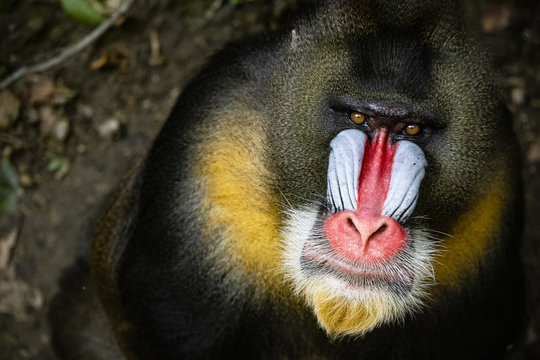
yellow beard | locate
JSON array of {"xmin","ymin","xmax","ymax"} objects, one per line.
[{"xmin": 306, "ymin": 281, "xmax": 398, "ymax": 338}]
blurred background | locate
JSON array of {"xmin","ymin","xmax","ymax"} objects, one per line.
[{"xmin": 0, "ymin": 0, "xmax": 538, "ymax": 358}]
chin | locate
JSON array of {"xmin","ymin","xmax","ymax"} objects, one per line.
[{"xmin": 281, "ymin": 205, "xmax": 439, "ymax": 337}]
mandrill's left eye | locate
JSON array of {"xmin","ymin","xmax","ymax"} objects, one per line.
[
  {"xmin": 405, "ymin": 123, "xmax": 422, "ymax": 135},
  {"xmin": 349, "ymin": 111, "xmax": 367, "ymax": 125}
]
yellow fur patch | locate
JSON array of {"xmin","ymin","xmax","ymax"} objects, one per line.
[
  {"xmin": 197, "ymin": 111, "xmax": 286, "ymax": 295},
  {"xmin": 434, "ymin": 172, "xmax": 507, "ymax": 288},
  {"xmin": 311, "ymin": 287, "xmax": 389, "ymax": 338}
]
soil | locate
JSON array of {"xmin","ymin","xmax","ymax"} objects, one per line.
[{"xmin": 0, "ymin": 0, "xmax": 538, "ymax": 359}]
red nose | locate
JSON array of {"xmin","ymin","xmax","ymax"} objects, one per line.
[{"xmin": 325, "ymin": 209, "xmax": 406, "ymax": 264}]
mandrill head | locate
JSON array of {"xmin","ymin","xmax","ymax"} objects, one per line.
[
  {"xmin": 257, "ymin": 0, "xmax": 514, "ymax": 337},
  {"xmin": 196, "ymin": 0, "xmax": 518, "ymax": 341}
]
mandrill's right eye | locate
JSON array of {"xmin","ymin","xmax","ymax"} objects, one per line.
[{"xmin": 349, "ymin": 111, "xmax": 367, "ymax": 125}]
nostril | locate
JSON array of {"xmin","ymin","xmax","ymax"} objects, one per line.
[{"xmin": 370, "ymin": 223, "xmax": 387, "ymax": 240}]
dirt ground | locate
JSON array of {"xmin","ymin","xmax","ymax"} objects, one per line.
[{"xmin": 0, "ymin": 0, "xmax": 538, "ymax": 359}]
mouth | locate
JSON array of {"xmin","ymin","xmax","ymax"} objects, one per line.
[
  {"xmin": 280, "ymin": 205, "xmax": 437, "ymax": 303},
  {"xmin": 300, "ymin": 240, "xmax": 415, "ymax": 292}
]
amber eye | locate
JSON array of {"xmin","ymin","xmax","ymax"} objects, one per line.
[
  {"xmin": 349, "ymin": 111, "xmax": 366, "ymax": 125},
  {"xmin": 405, "ymin": 123, "xmax": 421, "ymax": 135}
]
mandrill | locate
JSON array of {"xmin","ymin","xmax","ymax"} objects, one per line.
[{"xmin": 51, "ymin": 0, "xmax": 524, "ymax": 359}]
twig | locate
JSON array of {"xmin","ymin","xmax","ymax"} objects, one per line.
[{"xmin": 0, "ymin": 0, "xmax": 135, "ymax": 90}]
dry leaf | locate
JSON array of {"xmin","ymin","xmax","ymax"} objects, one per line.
[
  {"xmin": 149, "ymin": 29, "xmax": 165, "ymax": 66},
  {"xmin": 0, "ymin": 90, "xmax": 21, "ymax": 129},
  {"xmin": 90, "ymin": 49, "xmax": 129, "ymax": 70},
  {"xmin": 482, "ymin": 4, "xmax": 513, "ymax": 33},
  {"xmin": 28, "ymin": 77, "xmax": 75, "ymax": 105},
  {"xmin": 90, "ymin": 52, "xmax": 109, "ymax": 70},
  {"xmin": 39, "ymin": 106, "xmax": 57, "ymax": 136},
  {"xmin": 51, "ymin": 83, "xmax": 76, "ymax": 105},
  {"xmin": 528, "ymin": 141, "xmax": 540, "ymax": 163},
  {"xmin": 0, "ymin": 225, "xmax": 17, "ymax": 269},
  {"xmin": 29, "ymin": 77, "xmax": 56, "ymax": 104}
]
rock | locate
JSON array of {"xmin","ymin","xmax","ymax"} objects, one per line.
[
  {"xmin": 0, "ymin": 278, "xmax": 44, "ymax": 322},
  {"xmin": 97, "ymin": 118, "xmax": 121, "ymax": 138},
  {"xmin": 50, "ymin": 117, "xmax": 70, "ymax": 142}
]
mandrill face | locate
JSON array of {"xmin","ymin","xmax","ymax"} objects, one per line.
[{"xmin": 280, "ymin": 105, "xmax": 438, "ymax": 337}]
